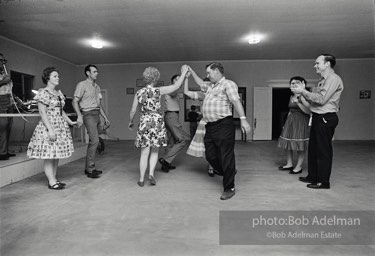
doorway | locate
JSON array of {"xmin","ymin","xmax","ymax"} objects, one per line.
[{"xmin": 272, "ymin": 88, "xmax": 291, "ymax": 140}]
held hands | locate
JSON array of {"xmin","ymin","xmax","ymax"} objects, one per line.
[
  {"xmin": 76, "ymin": 115, "xmax": 83, "ymax": 128},
  {"xmin": 71, "ymin": 121, "xmax": 79, "ymax": 128},
  {"xmin": 180, "ymin": 65, "xmax": 189, "ymax": 75},
  {"xmin": 290, "ymin": 81, "xmax": 305, "ymax": 94},
  {"xmin": 128, "ymin": 122, "xmax": 134, "ymax": 131}
]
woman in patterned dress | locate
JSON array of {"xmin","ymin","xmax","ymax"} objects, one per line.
[
  {"xmin": 129, "ymin": 65, "xmax": 189, "ymax": 187},
  {"xmin": 184, "ymin": 75, "xmax": 215, "ymax": 177},
  {"xmin": 277, "ymin": 76, "xmax": 311, "ymax": 174},
  {"xmin": 27, "ymin": 67, "xmax": 77, "ymax": 190}
]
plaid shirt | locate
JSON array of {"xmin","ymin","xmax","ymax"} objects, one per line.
[{"xmin": 201, "ymin": 77, "xmax": 240, "ymax": 122}]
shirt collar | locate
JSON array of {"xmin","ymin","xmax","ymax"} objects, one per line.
[
  {"xmin": 213, "ymin": 76, "xmax": 226, "ymax": 87},
  {"xmin": 321, "ymin": 69, "xmax": 334, "ymax": 80},
  {"xmin": 86, "ymin": 78, "xmax": 97, "ymax": 86}
]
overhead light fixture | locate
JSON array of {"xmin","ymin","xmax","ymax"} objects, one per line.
[
  {"xmin": 91, "ymin": 39, "xmax": 103, "ymax": 49},
  {"xmin": 248, "ymin": 34, "xmax": 262, "ymax": 44},
  {"xmin": 90, "ymin": 33, "xmax": 104, "ymax": 49}
]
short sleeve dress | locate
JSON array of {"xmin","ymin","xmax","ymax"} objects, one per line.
[
  {"xmin": 27, "ymin": 88, "xmax": 74, "ymax": 159},
  {"xmin": 135, "ymin": 85, "xmax": 167, "ymax": 148},
  {"xmin": 277, "ymin": 97, "xmax": 310, "ymax": 151}
]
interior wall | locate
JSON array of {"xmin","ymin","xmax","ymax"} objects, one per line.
[
  {"xmin": 2, "ymin": 36, "xmax": 374, "ymax": 142},
  {"xmin": 1, "ymin": 36, "xmax": 77, "ymax": 142},
  {"xmin": 77, "ymin": 59, "xmax": 375, "ymax": 141}
]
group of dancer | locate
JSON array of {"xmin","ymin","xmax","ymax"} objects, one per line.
[
  {"xmin": 128, "ymin": 54, "xmax": 343, "ymax": 200},
  {"xmin": 25, "ymin": 53, "xmax": 343, "ymax": 200}
]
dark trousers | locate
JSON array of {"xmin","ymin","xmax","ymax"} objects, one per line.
[
  {"xmin": 82, "ymin": 109, "xmax": 101, "ymax": 172},
  {"xmin": 0, "ymin": 95, "xmax": 13, "ymax": 156},
  {"xmin": 205, "ymin": 116, "xmax": 236, "ymax": 190},
  {"xmin": 307, "ymin": 112, "xmax": 339, "ymax": 184},
  {"xmin": 189, "ymin": 122, "xmax": 198, "ymax": 139}
]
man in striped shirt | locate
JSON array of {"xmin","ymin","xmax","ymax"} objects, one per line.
[{"xmin": 189, "ymin": 63, "xmax": 251, "ymax": 200}]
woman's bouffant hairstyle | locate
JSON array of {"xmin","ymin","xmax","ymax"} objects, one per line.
[
  {"xmin": 42, "ymin": 66, "xmax": 58, "ymax": 85},
  {"xmin": 289, "ymin": 76, "xmax": 306, "ymax": 85},
  {"xmin": 143, "ymin": 67, "xmax": 160, "ymax": 85}
]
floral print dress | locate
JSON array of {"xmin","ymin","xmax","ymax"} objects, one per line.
[
  {"xmin": 27, "ymin": 88, "xmax": 74, "ymax": 159},
  {"xmin": 135, "ymin": 85, "xmax": 167, "ymax": 148}
]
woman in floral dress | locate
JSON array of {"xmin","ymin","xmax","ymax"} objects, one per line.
[
  {"xmin": 27, "ymin": 67, "xmax": 77, "ymax": 190},
  {"xmin": 129, "ymin": 65, "xmax": 189, "ymax": 187}
]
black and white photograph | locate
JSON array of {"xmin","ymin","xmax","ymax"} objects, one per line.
[{"xmin": 0, "ymin": 0, "xmax": 374, "ymax": 256}]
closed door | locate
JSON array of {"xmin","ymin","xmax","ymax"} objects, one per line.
[{"xmin": 253, "ymin": 87, "xmax": 272, "ymax": 140}]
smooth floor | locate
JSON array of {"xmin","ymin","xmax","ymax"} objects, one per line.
[{"xmin": 1, "ymin": 140, "xmax": 374, "ymax": 256}]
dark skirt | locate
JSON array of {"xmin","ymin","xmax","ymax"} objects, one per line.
[{"xmin": 278, "ymin": 110, "xmax": 310, "ymax": 151}]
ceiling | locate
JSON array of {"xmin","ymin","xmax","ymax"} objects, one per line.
[{"xmin": 0, "ymin": 0, "xmax": 374, "ymax": 65}]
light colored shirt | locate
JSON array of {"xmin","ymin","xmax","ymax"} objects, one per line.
[
  {"xmin": 74, "ymin": 79, "xmax": 102, "ymax": 112},
  {"xmin": 164, "ymin": 92, "xmax": 180, "ymax": 112},
  {"xmin": 302, "ymin": 70, "xmax": 344, "ymax": 114},
  {"xmin": 201, "ymin": 77, "xmax": 240, "ymax": 122},
  {"xmin": 0, "ymin": 74, "xmax": 12, "ymax": 95}
]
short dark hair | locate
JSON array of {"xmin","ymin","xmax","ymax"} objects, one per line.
[
  {"xmin": 171, "ymin": 74, "xmax": 180, "ymax": 83},
  {"xmin": 42, "ymin": 66, "xmax": 58, "ymax": 85},
  {"xmin": 190, "ymin": 105, "xmax": 196, "ymax": 111},
  {"xmin": 84, "ymin": 64, "xmax": 98, "ymax": 77},
  {"xmin": 322, "ymin": 54, "xmax": 336, "ymax": 68},
  {"xmin": 289, "ymin": 76, "xmax": 307, "ymax": 85},
  {"xmin": 206, "ymin": 62, "xmax": 224, "ymax": 74}
]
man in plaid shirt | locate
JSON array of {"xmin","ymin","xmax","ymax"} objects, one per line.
[{"xmin": 189, "ymin": 63, "xmax": 251, "ymax": 200}]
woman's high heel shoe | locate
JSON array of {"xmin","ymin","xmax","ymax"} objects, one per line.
[
  {"xmin": 56, "ymin": 181, "xmax": 66, "ymax": 187},
  {"xmin": 48, "ymin": 183, "xmax": 64, "ymax": 190},
  {"xmin": 207, "ymin": 167, "xmax": 215, "ymax": 177},
  {"xmin": 149, "ymin": 175, "xmax": 156, "ymax": 186},
  {"xmin": 137, "ymin": 181, "xmax": 144, "ymax": 187},
  {"xmin": 289, "ymin": 169, "xmax": 302, "ymax": 174}
]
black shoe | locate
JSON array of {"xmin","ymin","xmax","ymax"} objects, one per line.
[
  {"xmin": 307, "ymin": 183, "xmax": 330, "ymax": 189},
  {"xmin": 289, "ymin": 169, "xmax": 302, "ymax": 174},
  {"xmin": 86, "ymin": 171, "xmax": 101, "ymax": 178},
  {"xmin": 84, "ymin": 169, "xmax": 103, "ymax": 175},
  {"xmin": 220, "ymin": 188, "xmax": 236, "ymax": 200},
  {"xmin": 213, "ymin": 169, "xmax": 223, "ymax": 176},
  {"xmin": 149, "ymin": 175, "xmax": 156, "ymax": 186},
  {"xmin": 7, "ymin": 153, "xmax": 16, "ymax": 157},
  {"xmin": 160, "ymin": 164, "xmax": 170, "ymax": 173},
  {"xmin": 207, "ymin": 167, "xmax": 215, "ymax": 177},
  {"xmin": 137, "ymin": 181, "xmax": 144, "ymax": 187},
  {"xmin": 0, "ymin": 155, "xmax": 9, "ymax": 161},
  {"xmin": 48, "ymin": 183, "xmax": 65, "ymax": 190},
  {"xmin": 159, "ymin": 158, "xmax": 176, "ymax": 170},
  {"xmin": 299, "ymin": 176, "xmax": 313, "ymax": 183},
  {"xmin": 56, "ymin": 181, "xmax": 66, "ymax": 187},
  {"xmin": 278, "ymin": 166, "xmax": 293, "ymax": 171}
]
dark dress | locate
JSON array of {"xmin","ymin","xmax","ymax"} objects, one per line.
[
  {"xmin": 277, "ymin": 97, "xmax": 310, "ymax": 151},
  {"xmin": 135, "ymin": 85, "xmax": 167, "ymax": 148}
]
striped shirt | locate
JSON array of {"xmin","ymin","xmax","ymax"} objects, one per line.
[
  {"xmin": 201, "ymin": 77, "xmax": 240, "ymax": 122},
  {"xmin": 303, "ymin": 70, "xmax": 343, "ymax": 114}
]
